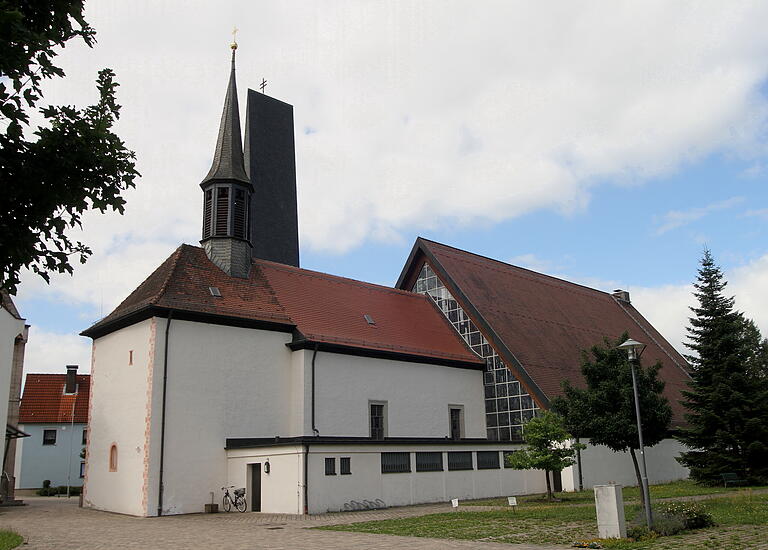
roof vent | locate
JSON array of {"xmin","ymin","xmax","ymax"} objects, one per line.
[
  {"xmin": 363, "ymin": 314, "xmax": 376, "ymax": 326},
  {"xmin": 209, "ymin": 286, "xmax": 222, "ymax": 297},
  {"xmin": 612, "ymin": 289, "xmax": 630, "ymax": 303}
]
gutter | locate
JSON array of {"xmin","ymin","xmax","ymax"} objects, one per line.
[{"xmin": 157, "ymin": 310, "xmax": 174, "ymax": 516}]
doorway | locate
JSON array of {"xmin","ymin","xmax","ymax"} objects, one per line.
[{"xmin": 249, "ymin": 463, "xmax": 261, "ymax": 512}]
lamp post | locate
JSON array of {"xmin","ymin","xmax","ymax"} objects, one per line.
[{"xmin": 617, "ymin": 338, "xmax": 653, "ymax": 530}]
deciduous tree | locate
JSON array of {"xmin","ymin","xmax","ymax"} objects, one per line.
[{"xmin": 1, "ymin": 0, "xmax": 138, "ymax": 294}]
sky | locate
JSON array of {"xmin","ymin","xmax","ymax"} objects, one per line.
[{"xmin": 12, "ymin": 0, "xmax": 768, "ymax": 376}]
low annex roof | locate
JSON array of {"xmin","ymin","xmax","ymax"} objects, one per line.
[
  {"xmin": 19, "ymin": 374, "xmax": 90, "ymax": 424},
  {"xmin": 82, "ymin": 245, "xmax": 482, "ymax": 368},
  {"xmin": 397, "ymin": 238, "xmax": 692, "ymax": 423}
]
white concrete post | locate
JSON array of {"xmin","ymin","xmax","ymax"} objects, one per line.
[{"xmin": 594, "ymin": 484, "xmax": 626, "ymax": 539}]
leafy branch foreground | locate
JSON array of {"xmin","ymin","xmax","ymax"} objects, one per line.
[{"xmin": 319, "ymin": 491, "xmax": 768, "ymax": 549}]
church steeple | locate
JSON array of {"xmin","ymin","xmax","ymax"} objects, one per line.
[{"xmin": 200, "ymin": 42, "xmax": 253, "ymax": 278}]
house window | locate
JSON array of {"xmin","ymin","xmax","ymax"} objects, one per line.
[
  {"xmin": 381, "ymin": 452, "xmax": 410, "ymax": 473},
  {"xmin": 477, "ymin": 451, "xmax": 500, "ymax": 469},
  {"xmin": 416, "ymin": 452, "xmax": 443, "ymax": 472},
  {"xmin": 80, "ymin": 462, "xmax": 86, "ymax": 478},
  {"xmin": 325, "ymin": 457, "xmax": 336, "ymax": 475},
  {"xmin": 449, "ymin": 407, "xmax": 464, "ymax": 439},
  {"xmin": 42, "ymin": 429, "xmax": 56, "ymax": 445},
  {"xmin": 447, "ymin": 451, "xmax": 473, "ymax": 471},
  {"xmin": 370, "ymin": 402, "xmax": 386, "ymax": 440},
  {"xmin": 82, "ymin": 429, "xmax": 87, "ymax": 445},
  {"xmin": 109, "ymin": 444, "xmax": 118, "ymax": 472},
  {"xmin": 340, "ymin": 457, "xmax": 351, "ymax": 475}
]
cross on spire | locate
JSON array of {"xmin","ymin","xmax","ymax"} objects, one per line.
[
  {"xmin": 260, "ymin": 78, "xmax": 268, "ymax": 93},
  {"xmin": 231, "ymin": 26, "xmax": 238, "ymax": 49}
]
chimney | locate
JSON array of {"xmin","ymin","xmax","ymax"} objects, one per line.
[
  {"xmin": 65, "ymin": 365, "xmax": 78, "ymax": 394},
  {"xmin": 612, "ymin": 289, "xmax": 631, "ymax": 303}
]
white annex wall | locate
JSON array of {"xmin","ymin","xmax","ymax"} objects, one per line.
[
  {"xmin": 0, "ymin": 307, "xmax": 24, "ymax": 434},
  {"xmin": 155, "ymin": 319, "xmax": 294, "ymax": 516},
  {"xmin": 227, "ymin": 446, "xmax": 304, "ymax": 514},
  {"xmin": 563, "ymin": 438, "xmax": 690, "ymax": 490},
  {"xmin": 308, "ymin": 351, "xmax": 486, "ymax": 438},
  {"xmin": 84, "ymin": 318, "xmax": 155, "ymax": 516}
]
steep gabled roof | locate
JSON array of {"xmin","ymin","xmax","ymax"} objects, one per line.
[
  {"xmin": 19, "ymin": 374, "xmax": 90, "ymax": 424},
  {"xmin": 397, "ymin": 238, "xmax": 691, "ymax": 423},
  {"xmin": 83, "ymin": 245, "xmax": 482, "ymax": 368}
]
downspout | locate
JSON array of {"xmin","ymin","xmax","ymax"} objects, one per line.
[
  {"xmin": 311, "ymin": 343, "xmax": 319, "ymax": 437},
  {"xmin": 157, "ymin": 310, "xmax": 174, "ymax": 516},
  {"xmin": 303, "ymin": 442, "xmax": 309, "ymax": 514},
  {"xmin": 304, "ymin": 343, "xmax": 319, "ymax": 515}
]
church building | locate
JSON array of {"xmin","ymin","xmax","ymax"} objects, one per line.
[{"xmin": 81, "ymin": 45, "xmax": 689, "ymax": 516}]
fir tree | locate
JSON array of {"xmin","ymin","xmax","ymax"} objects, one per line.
[{"xmin": 676, "ymin": 250, "xmax": 768, "ymax": 482}]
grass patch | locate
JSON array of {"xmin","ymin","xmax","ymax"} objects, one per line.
[
  {"xmin": 464, "ymin": 479, "xmax": 765, "ymax": 507},
  {"xmin": 319, "ymin": 491, "xmax": 768, "ymax": 549},
  {"xmin": 0, "ymin": 530, "xmax": 23, "ymax": 550}
]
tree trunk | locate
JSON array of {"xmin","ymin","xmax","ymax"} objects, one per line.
[
  {"xmin": 629, "ymin": 447, "xmax": 645, "ymax": 511},
  {"xmin": 545, "ymin": 469, "xmax": 553, "ymax": 502}
]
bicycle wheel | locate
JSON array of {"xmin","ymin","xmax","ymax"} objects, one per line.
[
  {"xmin": 236, "ymin": 495, "xmax": 247, "ymax": 513},
  {"xmin": 223, "ymin": 495, "xmax": 232, "ymax": 512}
]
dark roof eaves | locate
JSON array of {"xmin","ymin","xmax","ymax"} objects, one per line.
[
  {"xmin": 227, "ymin": 435, "xmax": 523, "ymax": 449},
  {"xmin": 287, "ymin": 338, "xmax": 484, "ymax": 371},
  {"xmin": 81, "ymin": 305, "xmax": 294, "ymax": 339},
  {"xmin": 417, "ymin": 240, "xmax": 551, "ymax": 408}
]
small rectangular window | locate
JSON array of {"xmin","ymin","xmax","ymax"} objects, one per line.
[
  {"xmin": 370, "ymin": 402, "xmax": 386, "ymax": 440},
  {"xmin": 324, "ymin": 457, "xmax": 336, "ymax": 475},
  {"xmin": 416, "ymin": 451, "xmax": 443, "ymax": 472},
  {"xmin": 82, "ymin": 429, "xmax": 87, "ymax": 445},
  {"xmin": 449, "ymin": 407, "xmax": 463, "ymax": 439},
  {"xmin": 340, "ymin": 457, "xmax": 351, "ymax": 475},
  {"xmin": 503, "ymin": 451, "xmax": 517, "ymax": 468},
  {"xmin": 43, "ymin": 429, "xmax": 57, "ymax": 445},
  {"xmin": 80, "ymin": 462, "xmax": 86, "ymax": 478},
  {"xmin": 381, "ymin": 452, "xmax": 410, "ymax": 473},
  {"xmin": 447, "ymin": 451, "xmax": 473, "ymax": 471},
  {"xmin": 128, "ymin": 350, "xmax": 133, "ymax": 366},
  {"xmin": 477, "ymin": 451, "xmax": 500, "ymax": 469}
]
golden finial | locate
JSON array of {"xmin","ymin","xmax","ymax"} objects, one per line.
[{"xmin": 231, "ymin": 26, "xmax": 238, "ymax": 50}]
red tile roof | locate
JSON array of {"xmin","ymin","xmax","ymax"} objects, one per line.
[
  {"xmin": 83, "ymin": 245, "xmax": 482, "ymax": 367},
  {"xmin": 19, "ymin": 374, "xmax": 90, "ymax": 424},
  {"xmin": 397, "ymin": 238, "xmax": 691, "ymax": 424}
]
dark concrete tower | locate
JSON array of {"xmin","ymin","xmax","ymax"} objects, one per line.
[
  {"xmin": 244, "ymin": 90, "xmax": 299, "ymax": 267},
  {"xmin": 200, "ymin": 44, "xmax": 253, "ymax": 278}
]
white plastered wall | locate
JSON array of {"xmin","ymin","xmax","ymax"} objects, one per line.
[
  {"xmin": 562, "ymin": 438, "xmax": 689, "ymax": 491},
  {"xmin": 0, "ymin": 306, "xmax": 24, "ymax": 435},
  {"xmin": 154, "ymin": 319, "xmax": 294, "ymax": 516},
  {"xmin": 305, "ymin": 350, "xmax": 486, "ymax": 438},
  {"xmin": 226, "ymin": 446, "xmax": 304, "ymax": 514},
  {"xmin": 304, "ymin": 443, "xmax": 548, "ymax": 513},
  {"xmin": 84, "ymin": 318, "xmax": 155, "ymax": 516}
]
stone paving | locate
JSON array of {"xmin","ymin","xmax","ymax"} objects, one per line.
[{"xmin": 0, "ymin": 497, "xmax": 563, "ymax": 550}]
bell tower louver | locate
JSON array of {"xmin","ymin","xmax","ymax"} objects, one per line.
[{"xmin": 200, "ymin": 43, "xmax": 253, "ymax": 278}]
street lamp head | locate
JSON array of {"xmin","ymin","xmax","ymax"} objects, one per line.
[{"xmin": 618, "ymin": 338, "xmax": 646, "ymax": 361}]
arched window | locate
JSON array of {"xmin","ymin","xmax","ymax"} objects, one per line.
[{"xmin": 109, "ymin": 444, "xmax": 118, "ymax": 472}]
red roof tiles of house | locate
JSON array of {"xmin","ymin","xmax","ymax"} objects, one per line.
[
  {"xmin": 397, "ymin": 238, "xmax": 692, "ymax": 424},
  {"xmin": 19, "ymin": 374, "xmax": 90, "ymax": 424},
  {"xmin": 82, "ymin": 245, "xmax": 482, "ymax": 368}
]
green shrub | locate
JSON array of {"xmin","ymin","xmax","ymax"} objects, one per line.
[
  {"xmin": 36, "ymin": 485, "xmax": 82, "ymax": 496},
  {"xmin": 659, "ymin": 502, "xmax": 715, "ymax": 529},
  {"xmin": 41, "ymin": 480, "xmax": 50, "ymax": 489}
]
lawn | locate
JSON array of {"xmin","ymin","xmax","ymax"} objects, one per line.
[
  {"xmin": 319, "ymin": 485, "xmax": 768, "ymax": 549},
  {"xmin": 463, "ymin": 479, "xmax": 763, "ymax": 507},
  {"xmin": 0, "ymin": 530, "xmax": 22, "ymax": 550}
]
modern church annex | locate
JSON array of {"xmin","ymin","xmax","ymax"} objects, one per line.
[{"xmin": 81, "ymin": 45, "xmax": 690, "ymax": 516}]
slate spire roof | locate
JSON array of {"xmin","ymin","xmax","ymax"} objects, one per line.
[{"xmin": 201, "ymin": 47, "xmax": 250, "ymax": 187}]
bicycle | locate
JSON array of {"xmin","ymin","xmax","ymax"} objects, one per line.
[{"xmin": 221, "ymin": 485, "xmax": 247, "ymax": 512}]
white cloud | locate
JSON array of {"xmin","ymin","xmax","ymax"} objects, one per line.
[
  {"xmin": 630, "ymin": 253, "xmax": 768, "ymax": 355},
  {"xmin": 654, "ymin": 196, "xmax": 744, "ymax": 235},
  {"xmin": 508, "ymin": 254, "xmax": 559, "ymax": 274},
  {"xmin": 23, "ymin": 327, "xmax": 92, "ymax": 376},
  {"xmin": 16, "ymin": 0, "xmax": 768, "ymax": 314}
]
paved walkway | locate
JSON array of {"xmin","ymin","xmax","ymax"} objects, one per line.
[{"xmin": 0, "ymin": 497, "xmax": 563, "ymax": 550}]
